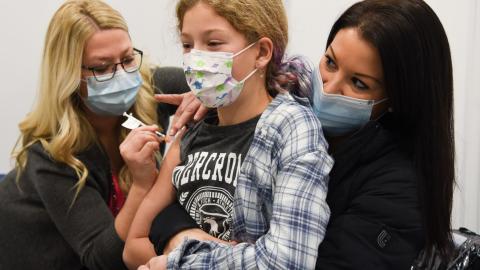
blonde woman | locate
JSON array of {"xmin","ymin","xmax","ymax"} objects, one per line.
[{"xmin": 0, "ymin": 0, "xmax": 163, "ymax": 269}]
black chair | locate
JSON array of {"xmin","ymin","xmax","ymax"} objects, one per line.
[{"xmin": 412, "ymin": 228, "xmax": 480, "ymax": 270}]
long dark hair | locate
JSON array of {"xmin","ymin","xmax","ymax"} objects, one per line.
[{"xmin": 327, "ymin": 0, "xmax": 455, "ymax": 257}]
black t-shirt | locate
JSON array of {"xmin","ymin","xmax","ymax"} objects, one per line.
[{"xmin": 172, "ymin": 111, "xmax": 259, "ymax": 241}]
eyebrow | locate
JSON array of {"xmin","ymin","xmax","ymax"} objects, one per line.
[
  {"xmin": 328, "ymin": 45, "xmax": 384, "ymax": 86},
  {"xmin": 92, "ymin": 47, "xmax": 133, "ymax": 62},
  {"xmin": 181, "ymin": 28, "xmax": 227, "ymax": 38},
  {"xmin": 204, "ymin": 29, "xmax": 226, "ymax": 35}
]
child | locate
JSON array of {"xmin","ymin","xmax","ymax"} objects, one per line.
[{"xmin": 121, "ymin": 0, "xmax": 333, "ymax": 269}]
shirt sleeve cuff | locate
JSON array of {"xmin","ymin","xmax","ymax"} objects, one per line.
[{"xmin": 148, "ymin": 201, "xmax": 199, "ymax": 254}]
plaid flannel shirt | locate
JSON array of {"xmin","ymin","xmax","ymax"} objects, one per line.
[{"xmin": 167, "ymin": 93, "xmax": 334, "ymax": 269}]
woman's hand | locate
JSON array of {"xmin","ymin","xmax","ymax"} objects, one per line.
[
  {"xmin": 122, "ymin": 126, "xmax": 184, "ymax": 269},
  {"xmin": 155, "ymin": 92, "xmax": 208, "ymax": 140},
  {"xmin": 163, "ymin": 228, "xmax": 231, "ymax": 254},
  {"xmin": 120, "ymin": 125, "xmax": 163, "ymax": 190},
  {"xmin": 137, "ymin": 255, "xmax": 167, "ymax": 270}
]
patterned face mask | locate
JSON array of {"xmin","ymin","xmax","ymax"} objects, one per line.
[{"xmin": 183, "ymin": 42, "xmax": 258, "ymax": 108}]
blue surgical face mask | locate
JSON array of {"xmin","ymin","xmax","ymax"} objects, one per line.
[
  {"xmin": 82, "ymin": 70, "xmax": 142, "ymax": 116},
  {"xmin": 311, "ymin": 66, "xmax": 387, "ymax": 136}
]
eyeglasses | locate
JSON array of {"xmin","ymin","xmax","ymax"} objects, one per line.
[{"xmin": 82, "ymin": 48, "xmax": 143, "ymax": 82}]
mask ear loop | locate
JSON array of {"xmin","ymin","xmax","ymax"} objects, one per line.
[
  {"xmin": 239, "ymin": 68, "xmax": 258, "ymax": 83},
  {"xmin": 373, "ymin": 97, "xmax": 389, "ymax": 106},
  {"xmin": 232, "ymin": 41, "xmax": 259, "ymax": 58},
  {"xmin": 371, "ymin": 98, "xmax": 391, "ymax": 121},
  {"xmin": 232, "ymin": 40, "xmax": 260, "ymax": 83}
]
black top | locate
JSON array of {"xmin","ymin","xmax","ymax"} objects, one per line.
[
  {"xmin": 316, "ymin": 115, "xmax": 424, "ymax": 269},
  {"xmin": 174, "ymin": 112, "xmax": 259, "ymax": 241},
  {"xmin": 0, "ymin": 142, "xmax": 127, "ymax": 270}
]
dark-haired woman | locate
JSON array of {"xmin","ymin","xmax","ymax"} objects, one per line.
[
  {"xmin": 143, "ymin": 0, "xmax": 455, "ymax": 269},
  {"xmin": 312, "ymin": 0, "xmax": 454, "ymax": 268}
]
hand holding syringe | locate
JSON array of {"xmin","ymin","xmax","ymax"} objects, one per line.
[{"xmin": 122, "ymin": 112, "xmax": 165, "ymax": 137}]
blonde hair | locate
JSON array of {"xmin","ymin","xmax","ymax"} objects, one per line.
[
  {"xmin": 176, "ymin": 0, "xmax": 289, "ymax": 96},
  {"xmin": 13, "ymin": 0, "xmax": 159, "ymax": 201}
]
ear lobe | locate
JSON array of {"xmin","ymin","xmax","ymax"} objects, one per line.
[{"xmin": 255, "ymin": 37, "xmax": 273, "ymax": 69}]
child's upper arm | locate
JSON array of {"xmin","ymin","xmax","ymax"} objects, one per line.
[{"xmin": 129, "ymin": 139, "xmax": 182, "ymax": 238}]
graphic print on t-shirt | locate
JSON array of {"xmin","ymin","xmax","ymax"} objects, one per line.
[
  {"xmin": 172, "ymin": 112, "xmax": 259, "ymax": 241},
  {"xmin": 173, "ymin": 151, "xmax": 242, "ymax": 240}
]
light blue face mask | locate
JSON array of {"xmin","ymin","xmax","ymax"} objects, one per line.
[
  {"xmin": 311, "ymin": 66, "xmax": 387, "ymax": 136},
  {"xmin": 82, "ymin": 70, "xmax": 142, "ymax": 116}
]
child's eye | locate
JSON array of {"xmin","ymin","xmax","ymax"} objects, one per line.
[
  {"xmin": 208, "ymin": 41, "xmax": 223, "ymax": 47},
  {"xmin": 182, "ymin": 43, "xmax": 192, "ymax": 49}
]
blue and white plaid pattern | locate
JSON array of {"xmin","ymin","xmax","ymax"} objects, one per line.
[{"xmin": 167, "ymin": 93, "xmax": 334, "ymax": 269}]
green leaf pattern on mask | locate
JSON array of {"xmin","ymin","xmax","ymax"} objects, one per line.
[
  {"xmin": 195, "ymin": 60, "xmax": 205, "ymax": 67},
  {"xmin": 196, "ymin": 71, "xmax": 205, "ymax": 78},
  {"xmin": 216, "ymin": 84, "xmax": 225, "ymax": 92}
]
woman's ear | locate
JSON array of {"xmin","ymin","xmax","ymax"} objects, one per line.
[{"xmin": 255, "ymin": 37, "xmax": 273, "ymax": 70}]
